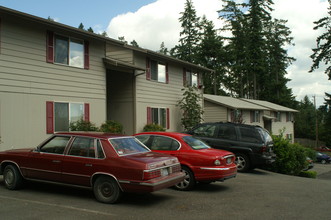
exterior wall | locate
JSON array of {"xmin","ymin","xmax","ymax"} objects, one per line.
[
  {"xmin": 106, "ymin": 44, "xmax": 133, "ymax": 64},
  {"xmin": 203, "ymin": 101, "xmax": 227, "ymax": 122},
  {"xmin": 271, "ymin": 112, "xmax": 295, "ymax": 142},
  {"xmin": 134, "ymin": 54, "xmax": 202, "ymax": 133},
  {"xmin": 0, "ymin": 16, "xmax": 106, "ymax": 150}
]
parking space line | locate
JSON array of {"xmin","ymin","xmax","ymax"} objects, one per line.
[{"xmin": 0, "ymin": 195, "xmax": 116, "ymax": 217}]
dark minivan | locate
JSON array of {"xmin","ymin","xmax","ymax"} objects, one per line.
[{"xmin": 187, "ymin": 122, "xmax": 276, "ymax": 172}]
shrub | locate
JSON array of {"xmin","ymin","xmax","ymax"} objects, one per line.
[
  {"xmin": 143, "ymin": 123, "xmax": 166, "ymax": 132},
  {"xmin": 271, "ymin": 135, "xmax": 313, "ymax": 176},
  {"xmin": 70, "ymin": 118, "xmax": 98, "ymax": 131},
  {"xmin": 298, "ymin": 171, "xmax": 317, "ymax": 179},
  {"xmin": 99, "ymin": 120, "xmax": 123, "ymax": 134}
]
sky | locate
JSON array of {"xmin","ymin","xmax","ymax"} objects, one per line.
[{"xmin": 0, "ymin": 0, "xmax": 330, "ymax": 107}]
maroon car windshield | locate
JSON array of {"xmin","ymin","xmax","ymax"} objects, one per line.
[
  {"xmin": 182, "ymin": 136, "xmax": 210, "ymax": 150},
  {"xmin": 109, "ymin": 137, "xmax": 150, "ymax": 156}
]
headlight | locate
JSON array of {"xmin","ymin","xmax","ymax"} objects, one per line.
[{"xmin": 214, "ymin": 159, "xmax": 221, "ymax": 165}]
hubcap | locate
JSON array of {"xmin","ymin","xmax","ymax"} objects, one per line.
[
  {"xmin": 100, "ymin": 182, "xmax": 113, "ymax": 198},
  {"xmin": 176, "ymin": 170, "xmax": 190, "ymax": 189},
  {"xmin": 5, "ymin": 170, "xmax": 14, "ymax": 186},
  {"xmin": 235, "ymin": 156, "xmax": 246, "ymax": 170}
]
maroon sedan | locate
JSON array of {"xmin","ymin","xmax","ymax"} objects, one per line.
[
  {"xmin": 134, "ymin": 132, "xmax": 237, "ymax": 190},
  {"xmin": 0, "ymin": 132, "xmax": 185, "ymax": 203}
]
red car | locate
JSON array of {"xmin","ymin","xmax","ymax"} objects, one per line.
[
  {"xmin": 0, "ymin": 132, "xmax": 185, "ymax": 203},
  {"xmin": 317, "ymin": 146, "xmax": 331, "ymax": 152},
  {"xmin": 134, "ymin": 132, "xmax": 237, "ymax": 190}
]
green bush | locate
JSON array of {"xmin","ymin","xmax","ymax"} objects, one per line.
[
  {"xmin": 99, "ymin": 120, "xmax": 123, "ymax": 134},
  {"xmin": 298, "ymin": 171, "xmax": 317, "ymax": 179},
  {"xmin": 271, "ymin": 135, "xmax": 313, "ymax": 176},
  {"xmin": 70, "ymin": 118, "xmax": 98, "ymax": 131},
  {"xmin": 143, "ymin": 123, "xmax": 166, "ymax": 132}
]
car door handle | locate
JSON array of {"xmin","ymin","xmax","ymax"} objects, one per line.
[
  {"xmin": 52, "ymin": 160, "xmax": 61, "ymax": 163},
  {"xmin": 85, "ymin": 164, "xmax": 93, "ymax": 167}
]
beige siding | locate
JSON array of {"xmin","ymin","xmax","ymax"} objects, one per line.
[
  {"xmin": 106, "ymin": 44, "xmax": 133, "ymax": 64},
  {"xmin": 0, "ymin": 17, "xmax": 107, "ymax": 150},
  {"xmin": 203, "ymin": 101, "xmax": 227, "ymax": 122},
  {"xmin": 134, "ymin": 54, "xmax": 201, "ymax": 132}
]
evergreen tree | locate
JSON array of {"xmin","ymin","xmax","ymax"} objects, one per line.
[
  {"xmin": 294, "ymin": 96, "xmax": 316, "ymax": 140},
  {"xmin": 78, "ymin": 23, "xmax": 85, "ymax": 30},
  {"xmin": 171, "ymin": 0, "xmax": 200, "ymax": 63},
  {"xmin": 118, "ymin": 36, "xmax": 128, "ymax": 44},
  {"xmin": 130, "ymin": 40, "xmax": 139, "ymax": 47},
  {"xmin": 158, "ymin": 42, "xmax": 168, "ymax": 55},
  {"xmin": 87, "ymin": 27, "xmax": 94, "ymax": 33},
  {"xmin": 310, "ymin": 0, "xmax": 331, "ymax": 79},
  {"xmin": 196, "ymin": 16, "xmax": 228, "ymax": 95}
]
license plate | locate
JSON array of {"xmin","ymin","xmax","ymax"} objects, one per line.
[{"xmin": 161, "ymin": 168, "xmax": 169, "ymax": 176}]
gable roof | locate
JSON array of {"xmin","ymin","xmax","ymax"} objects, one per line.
[
  {"xmin": 204, "ymin": 94, "xmax": 269, "ymax": 110},
  {"xmin": 240, "ymin": 99, "xmax": 298, "ymax": 112},
  {"xmin": 0, "ymin": 6, "xmax": 212, "ymax": 73}
]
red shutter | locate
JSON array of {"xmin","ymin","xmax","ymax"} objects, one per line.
[
  {"xmin": 84, "ymin": 41, "xmax": 90, "ymax": 69},
  {"xmin": 84, "ymin": 103, "xmax": 90, "ymax": 122},
  {"xmin": 46, "ymin": 101, "xmax": 54, "ymax": 134},
  {"xmin": 146, "ymin": 57, "xmax": 151, "ymax": 80},
  {"xmin": 183, "ymin": 68, "xmax": 186, "ymax": 86},
  {"xmin": 166, "ymin": 63, "xmax": 169, "ymax": 84},
  {"xmin": 166, "ymin": 108, "xmax": 170, "ymax": 129},
  {"xmin": 147, "ymin": 107, "xmax": 152, "ymax": 124},
  {"xmin": 46, "ymin": 31, "xmax": 54, "ymax": 63}
]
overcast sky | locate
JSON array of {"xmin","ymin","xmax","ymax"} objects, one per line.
[{"xmin": 1, "ymin": 0, "xmax": 330, "ymax": 106}]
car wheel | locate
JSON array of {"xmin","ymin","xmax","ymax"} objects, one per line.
[
  {"xmin": 93, "ymin": 176, "xmax": 122, "ymax": 204},
  {"xmin": 235, "ymin": 153, "xmax": 251, "ymax": 172},
  {"xmin": 3, "ymin": 165, "xmax": 24, "ymax": 190},
  {"xmin": 174, "ymin": 166, "xmax": 195, "ymax": 191},
  {"xmin": 321, "ymin": 159, "xmax": 326, "ymax": 164}
]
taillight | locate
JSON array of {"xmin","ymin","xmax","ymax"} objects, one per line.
[
  {"xmin": 143, "ymin": 169, "xmax": 161, "ymax": 180},
  {"xmin": 260, "ymin": 146, "xmax": 267, "ymax": 153}
]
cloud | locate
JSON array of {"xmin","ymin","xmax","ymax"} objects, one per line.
[
  {"xmin": 106, "ymin": 0, "xmax": 221, "ymax": 50},
  {"xmin": 106, "ymin": 0, "xmax": 331, "ymax": 106}
]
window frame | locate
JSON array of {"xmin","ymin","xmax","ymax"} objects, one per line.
[
  {"xmin": 250, "ymin": 110, "xmax": 261, "ymax": 123},
  {"xmin": 146, "ymin": 57, "xmax": 169, "ymax": 83},
  {"xmin": 46, "ymin": 101, "xmax": 90, "ymax": 134},
  {"xmin": 183, "ymin": 68, "xmax": 201, "ymax": 87},
  {"xmin": 46, "ymin": 31, "xmax": 89, "ymax": 69},
  {"xmin": 147, "ymin": 107, "xmax": 170, "ymax": 129}
]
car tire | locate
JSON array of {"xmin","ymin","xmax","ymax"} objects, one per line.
[
  {"xmin": 3, "ymin": 165, "xmax": 24, "ymax": 190},
  {"xmin": 235, "ymin": 153, "xmax": 251, "ymax": 172},
  {"xmin": 93, "ymin": 176, "xmax": 122, "ymax": 204},
  {"xmin": 174, "ymin": 166, "xmax": 195, "ymax": 191}
]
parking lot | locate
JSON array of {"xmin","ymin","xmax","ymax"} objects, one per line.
[{"xmin": 0, "ymin": 164, "xmax": 330, "ymax": 220}]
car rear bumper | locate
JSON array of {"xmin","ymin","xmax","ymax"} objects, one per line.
[
  {"xmin": 193, "ymin": 164, "xmax": 237, "ymax": 182},
  {"xmin": 119, "ymin": 171, "xmax": 185, "ymax": 193}
]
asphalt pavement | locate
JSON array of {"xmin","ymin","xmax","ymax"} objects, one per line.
[{"xmin": 0, "ymin": 163, "xmax": 330, "ymax": 220}]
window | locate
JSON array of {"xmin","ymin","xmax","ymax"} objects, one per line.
[
  {"xmin": 40, "ymin": 136, "xmax": 70, "ymax": 154},
  {"xmin": 274, "ymin": 112, "xmax": 281, "ymax": 122},
  {"xmin": 147, "ymin": 107, "xmax": 170, "ymax": 129},
  {"xmin": 109, "ymin": 137, "xmax": 150, "ymax": 156},
  {"xmin": 286, "ymin": 133, "xmax": 293, "ymax": 140},
  {"xmin": 146, "ymin": 58, "xmax": 168, "ymax": 83},
  {"xmin": 183, "ymin": 69, "xmax": 200, "ymax": 87},
  {"xmin": 231, "ymin": 109, "xmax": 243, "ymax": 123},
  {"xmin": 46, "ymin": 31, "xmax": 89, "ymax": 69},
  {"xmin": 68, "ymin": 137, "xmax": 95, "ymax": 158},
  {"xmin": 250, "ymin": 110, "xmax": 260, "ymax": 123},
  {"xmin": 150, "ymin": 136, "xmax": 180, "ymax": 151},
  {"xmin": 46, "ymin": 101, "xmax": 90, "ymax": 133},
  {"xmin": 217, "ymin": 124, "xmax": 237, "ymax": 140},
  {"xmin": 239, "ymin": 127, "xmax": 262, "ymax": 143},
  {"xmin": 286, "ymin": 112, "xmax": 293, "ymax": 122},
  {"xmin": 192, "ymin": 124, "xmax": 217, "ymax": 137}
]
